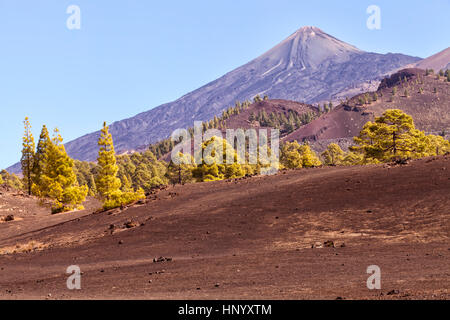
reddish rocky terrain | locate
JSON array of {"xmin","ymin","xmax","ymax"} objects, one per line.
[
  {"xmin": 286, "ymin": 68, "xmax": 450, "ymax": 144},
  {"xmin": 0, "ymin": 155, "xmax": 448, "ymax": 300},
  {"xmin": 220, "ymin": 99, "xmax": 318, "ymax": 132}
]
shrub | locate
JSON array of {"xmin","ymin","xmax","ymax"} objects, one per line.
[{"xmin": 102, "ymin": 188, "xmax": 146, "ymax": 211}]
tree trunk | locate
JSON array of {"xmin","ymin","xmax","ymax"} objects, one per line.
[{"xmin": 393, "ymin": 132, "xmax": 397, "ymax": 156}]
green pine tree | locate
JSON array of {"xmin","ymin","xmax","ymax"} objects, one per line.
[
  {"xmin": 39, "ymin": 128, "xmax": 88, "ymax": 213},
  {"xmin": 21, "ymin": 117, "xmax": 35, "ymax": 195},
  {"xmin": 96, "ymin": 122, "xmax": 122, "ymax": 199},
  {"xmin": 31, "ymin": 125, "xmax": 52, "ymax": 196},
  {"xmin": 96, "ymin": 122, "xmax": 145, "ymax": 210}
]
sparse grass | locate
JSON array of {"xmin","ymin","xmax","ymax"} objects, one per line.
[{"xmin": 0, "ymin": 241, "xmax": 48, "ymax": 255}]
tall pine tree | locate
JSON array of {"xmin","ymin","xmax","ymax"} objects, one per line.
[
  {"xmin": 21, "ymin": 117, "xmax": 35, "ymax": 195},
  {"xmin": 95, "ymin": 122, "xmax": 144, "ymax": 210},
  {"xmin": 96, "ymin": 122, "xmax": 122, "ymax": 199},
  {"xmin": 34, "ymin": 128, "xmax": 88, "ymax": 213},
  {"xmin": 32, "ymin": 125, "xmax": 52, "ymax": 195}
]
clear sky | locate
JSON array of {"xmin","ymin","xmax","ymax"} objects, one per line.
[{"xmin": 1, "ymin": 0, "xmax": 449, "ymax": 169}]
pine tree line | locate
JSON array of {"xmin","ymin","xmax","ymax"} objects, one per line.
[
  {"xmin": 11, "ymin": 109, "xmax": 449, "ymax": 212},
  {"xmin": 249, "ymin": 109, "xmax": 316, "ymax": 134},
  {"xmin": 19, "ymin": 121, "xmax": 89, "ymax": 213}
]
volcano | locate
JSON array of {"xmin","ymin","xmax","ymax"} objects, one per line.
[{"xmin": 8, "ymin": 27, "xmax": 421, "ymax": 168}]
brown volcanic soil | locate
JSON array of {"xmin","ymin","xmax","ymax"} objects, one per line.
[
  {"xmin": 286, "ymin": 68, "xmax": 450, "ymax": 143},
  {"xmin": 0, "ymin": 156, "xmax": 449, "ymax": 300}
]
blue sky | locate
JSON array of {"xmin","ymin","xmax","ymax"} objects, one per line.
[{"xmin": 1, "ymin": 0, "xmax": 449, "ymax": 169}]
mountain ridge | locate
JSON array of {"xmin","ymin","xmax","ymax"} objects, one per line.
[
  {"xmin": 285, "ymin": 68, "xmax": 450, "ymax": 146},
  {"xmin": 7, "ymin": 26, "xmax": 422, "ymax": 170}
]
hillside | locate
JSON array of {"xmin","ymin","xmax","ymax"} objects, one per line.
[
  {"xmin": 54, "ymin": 26, "xmax": 419, "ymax": 163},
  {"xmin": 156, "ymin": 99, "xmax": 319, "ymax": 161},
  {"xmin": 220, "ymin": 99, "xmax": 318, "ymax": 133},
  {"xmin": 286, "ymin": 68, "xmax": 450, "ymax": 145},
  {"xmin": 0, "ymin": 155, "xmax": 448, "ymax": 299},
  {"xmin": 413, "ymin": 47, "xmax": 450, "ymax": 71}
]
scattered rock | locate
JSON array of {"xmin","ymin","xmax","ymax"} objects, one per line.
[
  {"xmin": 340, "ymin": 243, "xmax": 346, "ymax": 248},
  {"xmin": 387, "ymin": 289, "xmax": 400, "ymax": 295},
  {"xmin": 3, "ymin": 215, "xmax": 14, "ymax": 222},
  {"xmin": 153, "ymin": 257, "xmax": 172, "ymax": 263},
  {"xmin": 312, "ymin": 242, "xmax": 323, "ymax": 249},
  {"xmin": 150, "ymin": 270, "xmax": 165, "ymax": 275},
  {"xmin": 324, "ymin": 240, "xmax": 335, "ymax": 248},
  {"xmin": 214, "ymin": 283, "xmax": 220, "ymax": 288},
  {"xmin": 124, "ymin": 221, "xmax": 138, "ymax": 229},
  {"xmin": 118, "ymin": 240, "xmax": 124, "ymax": 245}
]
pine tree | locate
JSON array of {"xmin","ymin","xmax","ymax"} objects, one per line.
[
  {"xmin": 191, "ymin": 136, "xmax": 246, "ymax": 182},
  {"xmin": 88, "ymin": 174, "xmax": 97, "ymax": 196},
  {"xmin": 253, "ymin": 95, "xmax": 262, "ymax": 103},
  {"xmin": 426, "ymin": 134, "xmax": 450, "ymax": 155},
  {"xmin": 280, "ymin": 141, "xmax": 321, "ymax": 169},
  {"xmin": 96, "ymin": 122, "xmax": 122, "ymax": 199},
  {"xmin": 321, "ymin": 143, "xmax": 345, "ymax": 166},
  {"xmin": 392, "ymin": 86, "xmax": 397, "ymax": 96},
  {"xmin": 341, "ymin": 151, "xmax": 364, "ymax": 166},
  {"xmin": 166, "ymin": 154, "xmax": 194, "ymax": 186},
  {"xmin": 95, "ymin": 122, "xmax": 145, "ymax": 210},
  {"xmin": 299, "ymin": 144, "xmax": 322, "ymax": 167},
  {"xmin": 364, "ymin": 93, "xmax": 370, "ymax": 104},
  {"xmin": 353, "ymin": 109, "xmax": 429, "ymax": 162},
  {"xmin": 0, "ymin": 170, "xmax": 23, "ymax": 190},
  {"xmin": 31, "ymin": 125, "xmax": 52, "ymax": 196},
  {"xmin": 39, "ymin": 129, "xmax": 88, "ymax": 213},
  {"xmin": 21, "ymin": 117, "xmax": 35, "ymax": 195}
]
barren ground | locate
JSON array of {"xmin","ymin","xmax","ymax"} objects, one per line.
[{"xmin": 0, "ymin": 155, "xmax": 449, "ymax": 300}]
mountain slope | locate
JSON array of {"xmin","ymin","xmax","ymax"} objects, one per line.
[
  {"xmin": 413, "ymin": 47, "xmax": 450, "ymax": 71},
  {"xmin": 9, "ymin": 27, "xmax": 421, "ymax": 168},
  {"xmin": 285, "ymin": 68, "xmax": 450, "ymax": 145}
]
